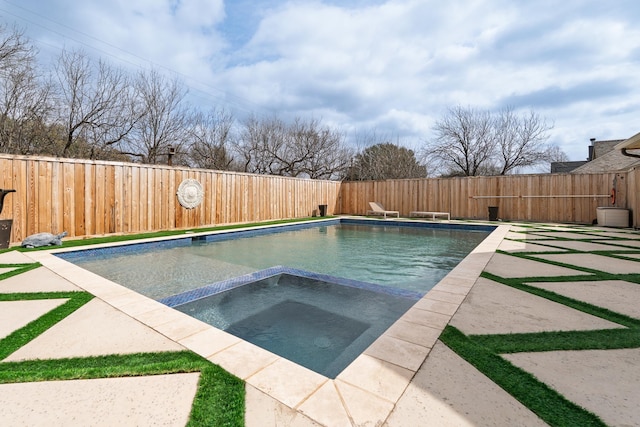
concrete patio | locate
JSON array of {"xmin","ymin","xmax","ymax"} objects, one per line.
[{"xmin": 1, "ymin": 220, "xmax": 639, "ymax": 426}]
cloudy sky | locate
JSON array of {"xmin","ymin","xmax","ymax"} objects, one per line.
[{"xmin": 1, "ymin": 0, "xmax": 639, "ymax": 162}]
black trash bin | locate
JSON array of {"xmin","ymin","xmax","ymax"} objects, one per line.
[
  {"xmin": 488, "ymin": 206, "xmax": 499, "ymax": 221},
  {"xmin": 0, "ymin": 219, "xmax": 12, "ymax": 249},
  {"xmin": 318, "ymin": 204, "xmax": 327, "ymax": 217},
  {"xmin": 0, "ymin": 189, "xmax": 15, "ymax": 249}
]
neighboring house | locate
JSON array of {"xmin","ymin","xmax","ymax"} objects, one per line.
[
  {"xmin": 570, "ymin": 138, "xmax": 640, "ymax": 173},
  {"xmin": 550, "ymin": 161, "xmax": 587, "ymax": 173},
  {"xmin": 551, "ymin": 137, "xmax": 640, "ymax": 174}
]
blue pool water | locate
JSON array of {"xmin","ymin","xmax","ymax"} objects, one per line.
[
  {"xmin": 58, "ymin": 219, "xmax": 493, "ymax": 377},
  {"xmin": 60, "ymin": 220, "xmax": 491, "ymax": 299},
  {"xmin": 174, "ymin": 272, "xmax": 417, "ymax": 378}
]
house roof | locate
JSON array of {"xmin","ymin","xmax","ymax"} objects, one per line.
[
  {"xmin": 614, "ymin": 130, "xmax": 640, "ymax": 151},
  {"xmin": 571, "ymin": 139, "xmax": 640, "ymax": 173},
  {"xmin": 551, "ymin": 161, "xmax": 588, "ymax": 173}
]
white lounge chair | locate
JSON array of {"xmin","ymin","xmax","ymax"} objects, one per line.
[
  {"xmin": 409, "ymin": 210, "xmax": 450, "ymax": 220},
  {"xmin": 367, "ymin": 202, "xmax": 400, "ymax": 218}
]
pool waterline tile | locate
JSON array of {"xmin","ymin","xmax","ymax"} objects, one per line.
[{"xmin": 160, "ymin": 266, "xmax": 423, "ymax": 308}]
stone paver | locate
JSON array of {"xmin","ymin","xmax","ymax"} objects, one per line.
[
  {"xmin": 534, "ymin": 239, "xmax": 640, "ymax": 252},
  {"xmin": 502, "ymin": 232, "xmax": 550, "ymax": 240},
  {"xmin": 531, "ymin": 232, "xmax": 611, "ymax": 240},
  {"xmin": 591, "ymin": 231, "xmax": 640, "ymax": 239},
  {"xmin": 449, "ymin": 278, "xmax": 623, "ymax": 335},
  {"xmin": 0, "ymin": 251, "xmax": 34, "ymax": 263},
  {"xmin": 386, "ymin": 342, "xmax": 547, "ymax": 427},
  {"xmin": 484, "ymin": 253, "xmax": 590, "ymax": 278},
  {"xmin": 604, "ymin": 239, "xmax": 640, "ymax": 248},
  {"xmin": 247, "ymin": 358, "xmax": 327, "ymax": 410},
  {"xmin": 498, "ymin": 239, "xmax": 567, "ymax": 253},
  {"xmin": 0, "ymin": 267, "xmax": 17, "ymax": 275},
  {"xmin": 4, "ymin": 298, "xmax": 184, "ymax": 361},
  {"xmin": 0, "ymin": 372, "xmax": 200, "ymax": 427},
  {"xmin": 505, "ymin": 349, "xmax": 640, "ymax": 427},
  {"xmin": 0, "ymin": 299, "xmax": 68, "ymax": 341},
  {"xmin": 532, "ymin": 253, "xmax": 640, "ymax": 274},
  {"xmin": 2, "ymin": 221, "xmax": 640, "ymax": 426},
  {"xmin": 0, "ymin": 267, "xmax": 81, "ymax": 293},
  {"xmin": 526, "ymin": 280, "xmax": 640, "ymax": 319},
  {"xmin": 245, "ymin": 385, "xmax": 321, "ymax": 427}
]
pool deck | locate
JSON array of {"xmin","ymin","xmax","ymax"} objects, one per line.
[{"xmin": 1, "ymin": 219, "xmax": 639, "ymax": 426}]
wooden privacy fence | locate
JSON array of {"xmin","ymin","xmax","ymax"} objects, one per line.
[
  {"xmin": 338, "ymin": 172, "xmax": 632, "ymax": 225},
  {"xmin": 1, "ymin": 153, "xmax": 638, "ymax": 244},
  {"xmin": 0, "ymin": 154, "xmax": 340, "ymax": 244}
]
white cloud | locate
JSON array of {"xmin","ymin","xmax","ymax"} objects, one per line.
[{"xmin": 2, "ymin": 0, "xmax": 640, "ymax": 162}]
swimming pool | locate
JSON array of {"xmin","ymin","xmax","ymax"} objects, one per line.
[
  {"xmin": 174, "ymin": 272, "xmax": 417, "ymax": 378},
  {"xmin": 58, "ymin": 219, "xmax": 491, "ymax": 299},
  {"xmin": 57, "ymin": 218, "xmax": 493, "ymax": 377}
]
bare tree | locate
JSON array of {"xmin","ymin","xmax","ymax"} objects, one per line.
[
  {"xmin": 544, "ymin": 145, "xmax": 569, "ymax": 163},
  {"xmin": 0, "ymin": 25, "xmax": 55, "ymax": 155},
  {"xmin": 188, "ymin": 108, "xmax": 235, "ymax": 170},
  {"xmin": 235, "ymin": 115, "xmax": 350, "ymax": 179},
  {"xmin": 235, "ymin": 114, "xmax": 286, "ymax": 174},
  {"xmin": 494, "ymin": 107, "xmax": 553, "ymax": 174},
  {"xmin": 126, "ymin": 69, "xmax": 190, "ymax": 164},
  {"xmin": 285, "ymin": 117, "xmax": 351, "ymax": 179},
  {"xmin": 0, "ymin": 24, "xmax": 32, "ymax": 74},
  {"xmin": 0, "ymin": 57, "xmax": 54, "ymax": 155},
  {"xmin": 347, "ymin": 143, "xmax": 427, "ymax": 181},
  {"xmin": 53, "ymin": 49, "xmax": 137, "ymax": 158},
  {"xmin": 427, "ymin": 106, "xmax": 495, "ymax": 176},
  {"xmin": 425, "ymin": 105, "xmax": 553, "ymax": 176}
]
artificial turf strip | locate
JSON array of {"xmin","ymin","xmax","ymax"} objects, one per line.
[
  {"xmin": 0, "ymin": 351, "xmax": 204, "ymax": 383},
  {"xmin": 498, "ymin": 249, "xmax": 640, "ymax": 279},
  {"xmin": 471, "ymin": 328, "xmax": 640, "ymax": 354},
  {"xmin": 188, "ymin": 364, "xmax": 245, "ymax": 427},
  {"xmin": 481, "ymin": 272, "xmax": 640, "ymax": 329},
  {"xmin": 0, "ymin": 291, "xmax": 94, "ymax": 360},
  {"xmin": 0, "ymin": 262, "xmax": 41, "ymax": 280},
  {"xmin": 0, "ymin": 351, "xmax": 245, "ymax": 427},
  {"xmin": 439, "ymin": 325, "xmax": 606, "ymax": 427}
]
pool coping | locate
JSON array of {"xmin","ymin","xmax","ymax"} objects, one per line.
[{"xmin": 24, "ymin": 217, "xmax": 509, "ymax": 426}]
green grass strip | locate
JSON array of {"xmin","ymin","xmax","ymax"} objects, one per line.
[
  {"xmin": 500, "ymin": 250, "xmax": 640, "ymax": 280},
  {"xmin": 0, "ymin": 262, "xmax": 41, "ymax": 280},
  {"xmin": 0, "ymin": 351, "xmax": 204, "ymax": 383},
  {"xmin": 495, "ymin": 250, "xmax": 608, "ymax": 276},
  {"xmin": 471, "ymin": 328, "xmax": 640, "ymax": 354},
  {"xmin": 188, "ymin": 363, "xmax": 245, "ymax": 427},
  {"xmin": 0, "ymin": 351, "xmax": 245, "ymax": 426},
  {"xmin": 0, "ymin": 291, "xmax": 94, "ymax": 360},
  {"xmin": 440, "ymin": 326, "xmax": 606, "ymax": 427},
  {"xmin": 481, "ymin": 272, "xmax": 640, "ymax": 329}
]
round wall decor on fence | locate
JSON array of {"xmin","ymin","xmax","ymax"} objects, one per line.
[{"xmin": 177, "ymin": 178, "xmax": 204, "ymax": 209}]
